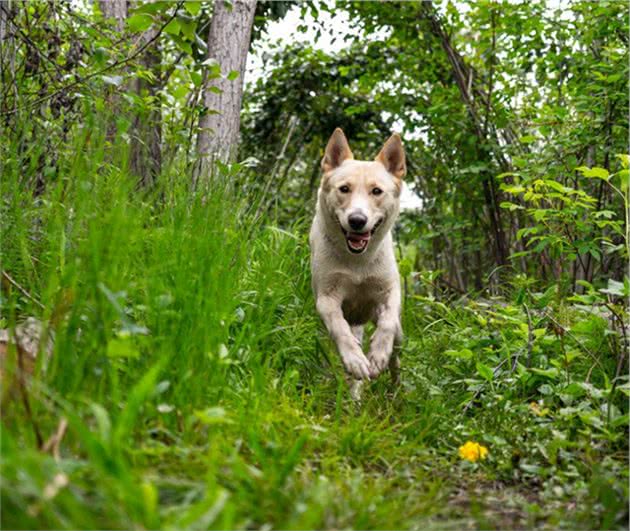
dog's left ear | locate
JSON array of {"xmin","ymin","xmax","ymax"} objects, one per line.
[{"xmin": 376, "ymin": 133, "xmax": 406, "ymax": 180}]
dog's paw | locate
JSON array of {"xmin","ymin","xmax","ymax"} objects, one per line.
[
  {"xmin": 341, "ymin": 350, "xmax": 372, "ymax": 380},
  {"xmin": 367, "ymin": 349, "xmax": 390, "ymax": 378}
]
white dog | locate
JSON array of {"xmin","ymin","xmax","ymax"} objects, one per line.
[{"xmin": 310, "ymin": 128, "xmax": 406, "ymax": 393}]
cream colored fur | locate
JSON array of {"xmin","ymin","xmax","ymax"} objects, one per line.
[{"xmin": 310, "ymin": 128, "xmax": 406, "ymax": 394}]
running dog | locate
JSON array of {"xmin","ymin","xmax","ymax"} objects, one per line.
[{"xmin": 310, "ymin": 128, "xmax": 405, "ymax": 393}]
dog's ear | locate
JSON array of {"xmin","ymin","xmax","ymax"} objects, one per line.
[
  {"xmin": 376, "ymin": 133, "xmax": 406, "ymax": 180},
  {"xmin": 322, "ymin": 128, "xmax": 353, "ymax": 173}
]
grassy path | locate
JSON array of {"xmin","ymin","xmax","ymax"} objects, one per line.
[{"xmin": 2, "ymin": 173, "xmax": 627, "ymax": 529}]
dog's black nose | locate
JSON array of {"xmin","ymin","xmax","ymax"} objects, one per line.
[{"xmin": 348, "ymin": 213, "xmax": 367, "ymax": 231}]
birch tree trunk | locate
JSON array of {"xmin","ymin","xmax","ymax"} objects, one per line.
[{"xmin": 196, "ymin": 0, "xmax": 257, "ymax": 182}]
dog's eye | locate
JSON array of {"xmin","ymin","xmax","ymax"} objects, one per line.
[
  {"xmin": 372, "ymin": 187, "xmax": 383, "ymax": 196},
  {"xmin": 339, "ymin": 185, "xmax": 350, "ymax": 193}
]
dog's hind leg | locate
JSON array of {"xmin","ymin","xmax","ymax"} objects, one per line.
[
  {"xmin": 389, "ymin": 326, "xmax": 403, "ymax": 387},
  {"xmin": 348, "ymin": 325, "xmax": 365, "ymax": 400}
]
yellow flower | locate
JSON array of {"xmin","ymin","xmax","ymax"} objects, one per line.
[
  {"xmin": 458, "ymin": 441, "xmax": 489, "ymax": 462},
  {"xmin": 529, "ymin": 401, "xmax": 550, "ymax": 417}
]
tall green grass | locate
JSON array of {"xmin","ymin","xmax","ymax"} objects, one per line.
[
  {"xmin": 1, "ymin": 116, "xmax": 627, "ymax": 529},
  {"xmin": 1, "ymin": 117, "xmax": 325, "ymax": 527}
]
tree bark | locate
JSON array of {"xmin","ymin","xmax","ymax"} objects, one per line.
[
  {"xmin": 196, "ymin": 0, "xmax": 257, "ymax": 182},
  {"xmin": 0, "ymin": 1, "xmax": 7, "ymax": 43},
  {"xmin": 98, "ymin": 0, "xmax": 127, "ymax": 145},
  {"xmin": 99, "ymin": 0, "xmax": 127, "ymax": 32},
  {"xmin": 0, "ymin": 1, "xmax": 17, "ymax": 118},
  {"xmin": 98, "ymin": 0, "xmax": 162, "ymax": 186},
  {"xmin": 129, "ymin": 21, "xmax": 162, "ymax": 187}
]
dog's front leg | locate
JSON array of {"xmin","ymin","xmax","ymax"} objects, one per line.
[
  {"xmin": 368, "ymin": 289, "xmax": 402, "ymax": 378},
  {"xmin": 316, "ymin": 296, "xmax": 371, "ymax": 380}
]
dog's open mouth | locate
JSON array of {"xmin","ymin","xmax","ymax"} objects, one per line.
[{"xmin": 339, "ymin": 218, "xmax": 383, "ymax": 254}]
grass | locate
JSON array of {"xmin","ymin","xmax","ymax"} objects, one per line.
[{"xmin": 1, "ymin": 121, "xmax": 628, "ymax": 529}]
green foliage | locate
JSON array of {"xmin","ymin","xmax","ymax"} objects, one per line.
[
  {"xmin": 499, "ymin": 159, "xmax": 628, "ymax": 291},
  {"xmin": 243, "ymin": 0, "xmax": 629, "ymax": 290},
  {"xmin": 1, "ymin": 0, "xmax": 628, "ymax": 529}
]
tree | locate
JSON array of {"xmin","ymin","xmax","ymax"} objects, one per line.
[
  {"xmin": 98, "ymin": 0, "xmax": 127, "ymax": 32},
  {"xmin": 196, "ymin": 0, "xmax": 257, "ymax": 181},
  {"xmin": 98, "ymin": 0, "xmax": 163, "ymax": 187},
  {"xmin": 128, "ymin": 3, "xmax": 162, "ymax": 187}
]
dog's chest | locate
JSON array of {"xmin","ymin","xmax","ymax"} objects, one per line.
[{"xmin": 338, "ymin": 275, "xmax": 390, "ymax": 325}]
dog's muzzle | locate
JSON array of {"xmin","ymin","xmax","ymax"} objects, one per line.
[{"xmin": 338, "ymin": 217, "xmax": 383, "ymax": 254}]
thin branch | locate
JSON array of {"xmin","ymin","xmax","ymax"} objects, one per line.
[
  {"xmin": 1, "ymin": 1, "xmax": 184, "ymax": 117},
  {"xmin": 41, "ymin": 417, "xmax": 68, "ymax": 460},
  {"xmin": 523, "ymin": 303, "xmax": 534, "ymax": 368},
  {"xmin": 543, "ymin": 310, "xmax": 606, "ymax": 374},
  {"xmin": 482, "ymin": 8, "xmax": 496, "ymax": 136},
  {"xmin": 1, "ymin": 271, "xmax": 45, "ymax": 310}
]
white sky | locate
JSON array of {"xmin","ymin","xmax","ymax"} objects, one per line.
[{"xmin": 246, "ymin": 4, "xmax": 423, "ymax": 210}]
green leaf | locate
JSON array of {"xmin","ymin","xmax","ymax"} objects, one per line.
[
  {"xmin": 614, "ymin": 169, "xmax": 629, "ymax": 192},
  {"xmin": 500, "ymin": 201, "xmax": 523, "ymax": 211},
  {"xmin": 132, "ymin": 1, "xmax": 169, "ymax": 15},
  {"xmin": 194, "ymin": 407, "xmax": 233, "ymax": 425},
  {"xmin": 127, "ymin": 13, "xmax": 153, "ymax": 32},
  {"xmin": 616, "ymin": 382, "xmax": 630, "ymax": 397},
  {"xmin": 533, "ymin": 284, "xmax": 557, "ymax": 309},
  {"xmin": 202, "ymin": 57, "xmax": 222, "ymax": 78},
  {"xmin": 611, "ymin": 414, "xmax": 630, "ymax": 429},
  {"xmin": 520, "ymin": 134, "xmax": 536, "ymax": 144},
  {"xmin": 190, "ymin": 70, "xmax": 203, "ymax": 87},
  {"xmin": 599, "ymin": 278, "xmax": 628, "ymax": 297},
  {"xmin": 476, "ymin": 361, "xmax": 493, "ymax": 382},
  {"xmin": 501, "ymin": 185, "xmax": 525, "ymax": 195},
  {"xmin": 184, "ymin": 1, "xmax": 201, "ymax": 15},
  {"xmin": 616, "ymin": 154, "xmax": 629, "ymax": 169},
  {"xmin": 178, "ymin": 16, "xmax": 196, "ymax": 40},
  {"xmin": 530, "ymin": 367, "xmax": 560, "ymax": 379},
  {"xmin": 171, "ymin": 34, "xmax": 192, "ymax": 54},
  {"xmin": 227, "ymin": 70, "xmax": 240, "ymax": 81},
  {"xmin": 445, "ymin": 348, "xmax": 473, "ymax": 360},
  {"xmin": 544, "ymin": 180, "xmax": 570, "ymax": 193},
  {"xmin": 496, "ymin": 172, "xmax": 520, "ymax": 180},
  {"xmin": 164, "ymin": 18, "xmax": 181, "ymax": 35},
  {"xmin": 576, "ymin": 166, "xmax": 610, "ymax": 180}
]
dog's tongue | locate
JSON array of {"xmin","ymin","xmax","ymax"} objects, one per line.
[
  {"xmin": 348, "ymin": 231, "xmax": 371, "ymax": 243},
  {"xmin": 347, "ymin": 231, "xmax": 370, "ymax": 251}
]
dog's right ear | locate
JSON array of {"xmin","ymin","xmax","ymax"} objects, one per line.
[{"xmin": 321, "ymin": 128, "xmax": 353, "ymax": 173}]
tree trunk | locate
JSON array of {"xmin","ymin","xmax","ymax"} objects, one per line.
[
  {"xmin": 0, "ymin": 1, "xmax": 7, "ymax": 43},
  {"xmin": 0, "ymin": 1, "xmax": 17, "ymax": 118},
  {"xmin": 98, "ymin": 0, "xmax": 127, "ymax": 144},
  {"xmin": 196, "ymin": 0, "xmax": 257, "ymax": 183},
  {"xmin": 129, "ymin": 22, "xmax": 162, "ymax": 187},
  {"xmin": 98, "ymin": 0, "xmax": 162, "ymax": 186},
  {"xmin": 99, "ymin": 0, "xmax": 127, "ymax": 31}
]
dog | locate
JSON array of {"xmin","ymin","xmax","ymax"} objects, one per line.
[{"xmin": 310, "ymin": 128, "xmax": 406, "ymax": 395}]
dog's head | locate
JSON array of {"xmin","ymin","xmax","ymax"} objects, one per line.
[{"xmin": 318, "ymin": 128, "xmax": 406, "ymax": 255}]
